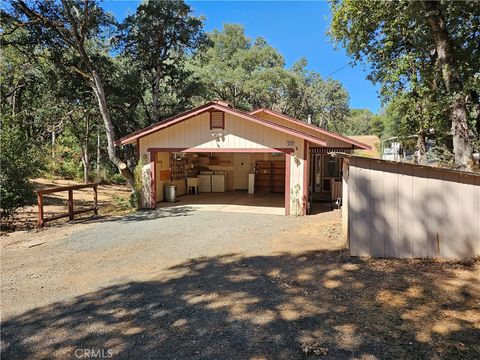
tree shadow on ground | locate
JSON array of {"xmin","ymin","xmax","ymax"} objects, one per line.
[
  {"xmin": 89, "ymin": 206, "xmax": 196, "ymax": 224},
  {"xmin": 2, "ymin": 250, "xmax": 479, "ymax": 360}
]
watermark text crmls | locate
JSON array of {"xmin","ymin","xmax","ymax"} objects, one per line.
[{"xmin": 74, "ymin": 348, "xmax": 114, "ymax": 358}]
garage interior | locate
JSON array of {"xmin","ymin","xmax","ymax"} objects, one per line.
[{"xmin": 153, "ymin": 151, "xmax": 286, "ymax": 215}]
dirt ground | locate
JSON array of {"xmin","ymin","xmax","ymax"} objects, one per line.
[
  {"xmin": 1, "ymin": 205, "xmax": 479, "ymax": 359},
  {"xmin": 3, "ymin": 178, "xmax": 132, "ymax": 231}
]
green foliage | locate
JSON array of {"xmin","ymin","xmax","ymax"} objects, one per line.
[
  {"xmin": 117, "ymin": 0, "xmax": 206, "ymax": 124},
  {"xmin": 336, "ymin": 108, "xmax": 387, "ymax": 137},
  {"xmin": 131, "ymin": 156, "xmax": 147, "ymax": 208},
  {"xmin": 329, "ymin": 0, "xmax": 480, "ymax": 163},
  {"xmin": 0, "ymin": 118, "xmax": 38, "ymax": 218},
  {"xmin": 113, "ymin": 195, "xmax": 134, "ymax": 211},
  {"xmin": 193, "ymin": 25, "xmax": 350, "ymax": 127},
  {"xmin": 192, "ymin": 24, "xmax": 285, "ymax": 109}
]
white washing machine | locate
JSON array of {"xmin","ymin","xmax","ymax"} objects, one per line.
[{"xmin": 198, "ymin": 172, "xmax": 212, "ymax": 193}]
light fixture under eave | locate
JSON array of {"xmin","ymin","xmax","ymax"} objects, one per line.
[{"xmin": 211, "ymin": 132, "xmax": 224, "ymax": 142}]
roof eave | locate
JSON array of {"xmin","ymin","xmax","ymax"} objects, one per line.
[{"xmin": 249, "ymin": 108, "xmax": 371, "ymax": 150}]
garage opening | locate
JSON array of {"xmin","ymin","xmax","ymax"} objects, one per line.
[{"xmin": 154, "ymin": 151, "xmax": 286, "ymax": 215}]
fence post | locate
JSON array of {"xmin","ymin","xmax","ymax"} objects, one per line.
[
  {"xmin": 37, "ymin": 193, "xmax": 44, "ymax": 228},
  {"xmin": 68, "ymin": 189, "xmax": 74, "ymax": 220},
  {"xmin": 93, "ymin": 185, "xmax": 98, "ymax": 215}
]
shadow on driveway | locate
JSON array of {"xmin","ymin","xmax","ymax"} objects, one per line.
[
  {"xmin": 2, "ymin": 250, "xmax": 479, "ymax": 359},
  {"xmin": 88, "ymin": 206, "xmax": 197, "ymax": 224}
]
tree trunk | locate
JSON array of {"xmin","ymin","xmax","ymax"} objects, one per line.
[
  {"xmin": 152, "ymin": 67, "xmax": 161, "ymax": 123},
  {"xmin": 422, "ymin": 0, "xmax": 473, "ymax": 169},
  {"xmin": 90, "ymin": 70, "xmax": 135, "ymax": 190},
  {"xmin": 82, "ymin": 146, "xmax": 89, "ymax": 183},
  {"xmin": 470, "ymin": 90, "xmax": 480, "ymax": 137},
  {"xmin": 51, "ymin": 131, "xmax": 56, "ymax": 159},
  {"xmin": 96, "ymin": 124, "xmax": 100, "ymax": 179},
  {"xmin": 416, "ymin": 130, "xmax": 428, "ymax": 165}
]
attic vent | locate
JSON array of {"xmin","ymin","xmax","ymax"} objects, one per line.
[{"xmin": 210, "ymin": 111, "xmax": 224, "ymax": 129}]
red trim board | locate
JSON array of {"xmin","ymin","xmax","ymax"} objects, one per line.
[
  {"xmin": 116, "ymin": 102, "xmax": 327, "ymax": 147},
  {"xmin": 147, "ymin": 147, "xmax": 295, "ymax": 154},
  {"xmin": 285, "ymin": 153, "xmax": 291, "ymax": 216},
  {"xmin": 303, "ymin": 140, "xmax": 309, "ymax": 215},
  {"xmin": 149, "ymin": 151, "xmax": 157, "ymax": 208}
]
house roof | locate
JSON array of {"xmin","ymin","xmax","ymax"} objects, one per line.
[
  {"xmin": 115, "ymin": 102, "xmax": 369, "ymax": 150},
  {"xmin": 249, "ymin": 108, "xmax": 371, "ymax": 150}
]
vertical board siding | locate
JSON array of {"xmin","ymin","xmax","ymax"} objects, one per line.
[
  {"xmin": 383, "ymin": 163, "xmax": 399, "ymax": 258},
  {"xmin": 427, "ymin": 168, "xmax": 444, "ymax": 257},
  {"xmin": 369, "ymin": 161, "xmax": 385, "ymax": 257},
  {"xmin": 458, "ymin": 175, "xmax": 476, "ymax": 258},
  {"xmin": 412, "ymin": 167, "xmax": 429, "ymax": 258},
  {"xmin": 349, "ymin": 158, "xmax": 359, "ymax": 256},
  {"xmin": 356, "ymin": 158, "xmax": 371, "ymax": 256},
  {"xmin": 347, "ymin": 158, "xmax": 480, "ymax": 259},
  {"xmin": 398, "ymin": 165, "xmax": 414, "ymax": 258},
  {"xmin": 342, "ymin": 162, "xmax": 349, "ymax": 245},
  {"xmin": 442, "ymin": 172, "xmax": 459, "ymax": 258},
  {"xmin": 138, "ymin": 112, "xmax": 304, "ymax": 158}
]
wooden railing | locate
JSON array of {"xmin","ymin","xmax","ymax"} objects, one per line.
[{"xmin": 36, "ymin": 183, "xmax": 98, "ymax": 228}]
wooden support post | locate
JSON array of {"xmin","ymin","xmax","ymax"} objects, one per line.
[
  {"xmin": 68, "ymin": 189, "xmax": 74, "ymax": 220},
  {"xmin": 93, "ymin": 185, "xmax": 98, "ymax": 215},
  {"xmin": 36, "ymin": 183, "xmax": 99, "ymax": 228},
  {"xmin": 37, "ymin": 193, "xmax": 44, "ymax": 228}
]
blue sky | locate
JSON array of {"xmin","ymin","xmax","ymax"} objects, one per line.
[{"xmin": 102, "ymin": 1, "xmax": 381, "ymax": 113}]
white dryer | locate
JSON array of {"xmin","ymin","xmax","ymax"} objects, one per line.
[{"xmin": 211, "ymin": 171, "xmax": 226, "ymax": 192}]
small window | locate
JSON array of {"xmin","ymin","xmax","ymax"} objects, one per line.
[{"xmin": 210, "ymin": 111, "xmax": 224, "ymax": 129}]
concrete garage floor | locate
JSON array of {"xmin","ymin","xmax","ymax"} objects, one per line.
[
  {"xmin": 157, "ymin": 191, "xmax": 285, "ymax": 215},
  {"xmin": 1, "ymin": 208, "xmax": 479, "ymax": 359}
]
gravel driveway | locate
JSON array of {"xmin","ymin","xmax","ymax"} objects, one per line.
[{"xmin": 1, "ymin": 208, "xmax": 479, "ymax": 359}]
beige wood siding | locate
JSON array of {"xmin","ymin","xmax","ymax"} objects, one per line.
[
  {"xmin": 137, "ymin": 112, "xmax": 307, "ymax": 215},
  {"xmin": 347, "ymin": 157, "xmax": 480, "ymax": 259},
  {"xmin": 256, "ymin": 112, "xmax": 354, "ymax": 148},
  {"xmin": 138, "ymin": 112, "xmax": 303, "ymax": 158}
]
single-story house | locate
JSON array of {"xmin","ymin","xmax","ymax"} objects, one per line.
[{"xmin": 116, "ymin": 101, "xmax": 370, "ymax": 216}]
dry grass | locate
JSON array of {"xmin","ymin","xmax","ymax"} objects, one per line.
[
  {"xmin": 4, "ymin": 178, "xmax": 133, "ymax": 232},
  {"xmin": 349, "ymin": 135, "xmax": 381, "ymax": 158}
]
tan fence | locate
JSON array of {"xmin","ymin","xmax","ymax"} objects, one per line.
[{"xmin": 341, "ymin": 156, "xmax": 480, "ymax": 259}]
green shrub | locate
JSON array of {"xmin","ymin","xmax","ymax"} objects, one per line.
[
  {"xmin": 107, "ymin": 172, "xmax": 127, "ymax": 185},
  {"xmin": 44, "ymin": 140, "xmax": 83, "ymax": 180},
  {"xmin": 113, "ymin": 195, "xmax": 134, "ymax": 210},
  {"xmin": 0, "ymin": 119, "xmax": 38, "ymax": 218}
]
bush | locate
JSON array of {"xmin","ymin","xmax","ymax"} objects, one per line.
[
  {"xmin": 44, "ymin": 139, "xmax": 83, "ymax": 180},
  {"xmin": 0, "ymin": 119, "xmax": 38, "ymax": 219}
]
